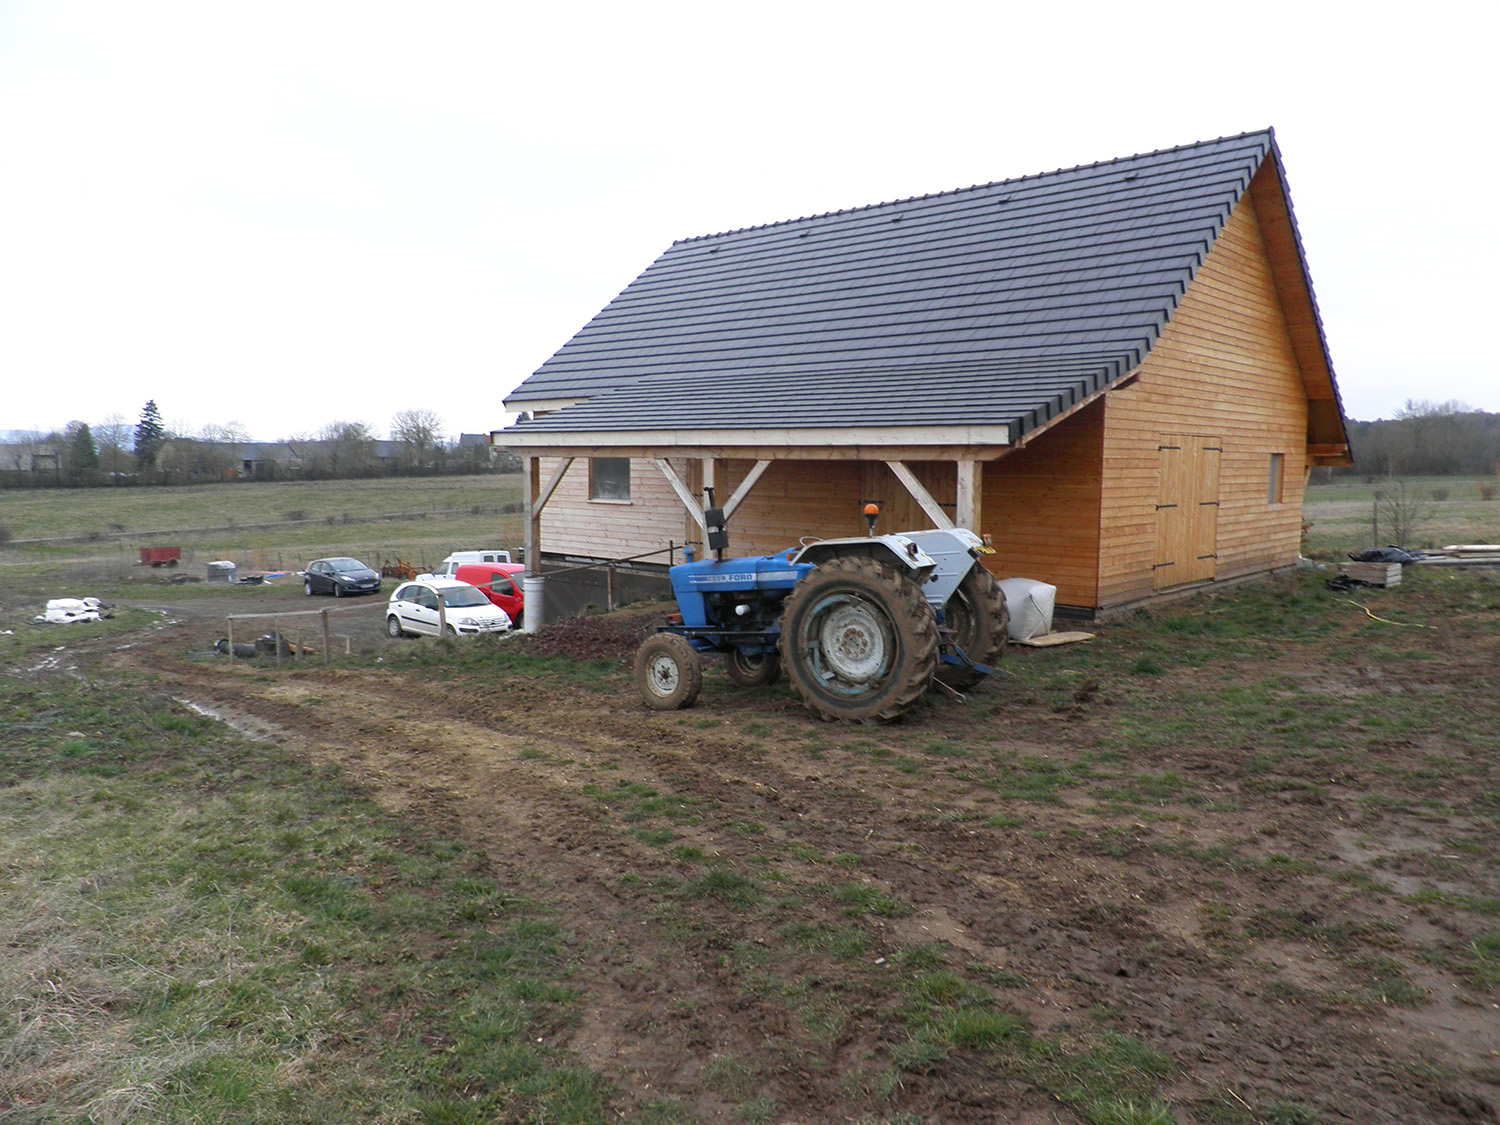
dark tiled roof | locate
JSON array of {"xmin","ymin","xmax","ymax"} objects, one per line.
[{"xmin": 505, "ymin": 131, "xmax": 1290, "ymax": 437}]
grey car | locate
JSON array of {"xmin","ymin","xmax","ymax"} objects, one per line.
[{"xmin": 303, "ymin": 557, "xmax": 382, "ymax": 597}]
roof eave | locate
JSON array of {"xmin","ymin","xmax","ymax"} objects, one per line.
[{"xmin": 491, "ymin": 423, "xmax": 1018, "ymax": 460}]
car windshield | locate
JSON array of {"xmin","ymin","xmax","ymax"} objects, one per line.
[
  {"xmin": 441, "ymin": 587, "xmax": 491, "ymax": 608},
  {"xmin": 329, "ymin": 558, "xmax": 367, "ymax": 572}
]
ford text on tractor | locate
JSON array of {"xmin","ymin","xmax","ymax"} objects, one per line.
[{"xmin": 634, "ymin": 497, "xmax": 1009, "ymax": 723}]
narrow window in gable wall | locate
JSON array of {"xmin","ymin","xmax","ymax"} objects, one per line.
[
  {"xmin": 589, "ymin": 457, "xmax": 631, "ymax": 501},
  {"xmin": 1268, "ymin": 453, "xmax": 1285, "ymax": 505}
]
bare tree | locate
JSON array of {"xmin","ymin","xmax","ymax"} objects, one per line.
[
  {"xmin": 313, "ymin": 421, "xmax": 378, "ymax": 477},
  {"xmin": 94, "ymin": 414, "xmax": 134, "ymax": 477},
  {"xmin": 391, "ymin": 408, "xmax": 443, "ymax": 472},
  {"xmin": 1374, "ymin": 481, "xmax": 1433, "ymax": 548}
]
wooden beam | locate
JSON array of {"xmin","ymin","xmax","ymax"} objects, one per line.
[
  {"xmin": 535, "ymin": 456, "xmax": 573, "ymax": 513},
  {"xmin": 885, "ymin": 461, "xmax": 954, "ymax": 529},
  {"xmin": 653, "ymin": 458, "xmax": 706, "ymax": 530},
  {"xmin": 723, "ymin": 459, "xmax": 772, "ymax": 520},
  {"xmin": 955, "ymin": 459, "xmax": 980, "ymax": 530}
]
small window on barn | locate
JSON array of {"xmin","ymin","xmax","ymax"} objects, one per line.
[
  {"xmin": 1268, "ymin": 453, "xmax": 1285, "ymax": 505},
  {"xmin": 589, "ymin": 457, "xmax": 631, "ymax": 502}
]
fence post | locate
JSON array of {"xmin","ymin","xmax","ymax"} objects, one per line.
[
  {"xmin": 607, "ymin": 565, "xmax": 617, "ymax": 613},
  {"xmin": 275, "ymin": 625, "xmax": 283, "ymax": 670},
  {"xmin": 438, "ymin": 590, "xmax": 448, "ymax": 636},
  {"xmin": 322, "ymin": 609, "xmax": 331, "ymax": 664},
  {"xmin": 227, "ymin": 618, "xmax": 234, "ymax": 662}
]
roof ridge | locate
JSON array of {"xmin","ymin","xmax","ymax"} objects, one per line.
[{"xmin": 672, "ymin": 129, "xmax": 1274, "ymax": 246}]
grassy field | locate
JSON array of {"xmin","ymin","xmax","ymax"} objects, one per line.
[
  {"xmin": 0, "ymin": 476, "xmax": 526, "ymax": 580},
  {"xmin": 1303, "ymin": 474, "xmax": 1500, "ymax": 558}
]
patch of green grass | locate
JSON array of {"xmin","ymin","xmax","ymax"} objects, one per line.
[
  {"xmin": 1461, "ymin": 931, "xmax": 1500, "ymax": 990},
  {"xmin": 830, "ymin": 883, "xmax": 912, "ymax": 919},
  {"xmin": 683, "ymin": 869, "xmax": 763, "ymax": 908},
  {"xmin": 1345, "ymin": 955, "xmax": 1427, "ymax": 1007}
]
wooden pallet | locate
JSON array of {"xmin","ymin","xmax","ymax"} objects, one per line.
[{"xmin": 1339, "ymin": 562, "xmax": 1402, "ymax": 587}]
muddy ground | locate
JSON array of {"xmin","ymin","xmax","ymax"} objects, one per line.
[{"xmin": 50, "ymin": 583, "xmax": 1500, "ymax": 1122}]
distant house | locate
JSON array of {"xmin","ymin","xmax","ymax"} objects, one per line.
[{"xmin": 0, "ymin": 440, "xmax": 63, "ymax": 483}]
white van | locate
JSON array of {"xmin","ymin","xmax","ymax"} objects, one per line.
[{"xmin": 421, "ymin": 550, "xmax": 514, "ymax": 580}]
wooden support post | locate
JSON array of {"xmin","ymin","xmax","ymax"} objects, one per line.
[
  {"xmin": 607, "ymin": 565, "xmax": 617, "ymax": 612},
  {"xmin": 227, "ymin": 618, "xmax": 234, "ymax": 662},
  {"xmin": 274, "ymin": 625, "xmax": 283, "ymax": 670},
  {"xmin": 438, "ymin": 590, "xmax": 449, "ymax": 637},
  {"xmin": 956, "ymin": 459, "xmax": 981, "ymax": 532},
  {"xmin": 884, "ymin": 461, "xmax": 955, "ymax": 530},
  {"xmin": 322, "ymin": 609, "xmax": 331, "ymax": 665},
  {"xmin": 524, "ymin": 456, "xmax": 540, "ymax": 571}
]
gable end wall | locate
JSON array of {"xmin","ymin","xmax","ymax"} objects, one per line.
[{"xmin": 1096, "ymin": 186, "xmax": 1310, "ymax": 609}]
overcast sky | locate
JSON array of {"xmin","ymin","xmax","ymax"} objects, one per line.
[{"xmin": 1, "ymin": 2, "xmax": 1495, "ymax": 445}]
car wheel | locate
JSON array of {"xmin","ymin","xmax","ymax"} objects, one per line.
[
  {"xmin": 386, "ymin": 615, "xmax": 404, "ymax": 638},
  {"xmin": 305, "ymin": 579, "xmax": 314, "ymax": 596},
  {"xmin": 446, "ymin": 624, "xmax": 460, "ymax": 637}
]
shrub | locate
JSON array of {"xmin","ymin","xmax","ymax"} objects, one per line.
[
  {"xmin": 1481, "ymin": 484, "xmax": 1497, "ymax": 502},
  {"xmin": 284, "ymin": 509, "xmax": 306, "ymax": 521},
  {"xmin": 1431, "ymin": 488, "xmax": 1449, "ymax": 501}
]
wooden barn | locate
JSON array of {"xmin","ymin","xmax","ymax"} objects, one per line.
[{"xmin": 495, "ymin": 129, "xmax": 1352, "ymax": 616}]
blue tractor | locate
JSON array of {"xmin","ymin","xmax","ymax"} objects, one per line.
[{"xmin": 634, "ymin": 497, "xmax": 1009, "ymax": 723}]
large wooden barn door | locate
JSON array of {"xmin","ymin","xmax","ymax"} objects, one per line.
[{"xmin": 1153, "ymin": 435, "xmax": 1221, "ymax": 590}]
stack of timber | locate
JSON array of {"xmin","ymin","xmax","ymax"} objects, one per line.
[
  {"xmin": 1338, "ymin": 561, "xmax": 1402, "ymax": 587},
  {"xmin": 1417, "ymin": 545, "xmax": 1500, "ymax": 567}
]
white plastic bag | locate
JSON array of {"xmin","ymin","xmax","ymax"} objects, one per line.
[
  {"xmin": 997, "ymin": 578, "xmax": 1056, "ymax": 642},
  {"xmin": 40, "ymin": 597, "xmax": 105, "ymax": 624}
]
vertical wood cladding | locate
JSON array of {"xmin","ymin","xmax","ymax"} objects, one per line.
[
  {"xmin": 538, "ymin": 456, "xmax": 695, "ymax": 563},
  {"xmin": 982, "ymin": 403, "xmax": 1104, "ymax": 609},
  {"xmin": 1098, "ymin": 174, "xmax": 1309, "ymax": 608}
]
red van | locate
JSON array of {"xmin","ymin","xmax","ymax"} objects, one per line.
[{"xmin": 453, "ymin": 563, "xmax": 525, "ymax": 624}]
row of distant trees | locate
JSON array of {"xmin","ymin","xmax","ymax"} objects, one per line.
[
  {"xmin": 1338, "ymin": 400, "xmax": 1500, "ymax": 479},
  {"xmin": 3, "ymin": 401, "xmax": 520, "ymax": 488}
]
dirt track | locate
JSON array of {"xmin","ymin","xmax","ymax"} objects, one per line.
[{"xmin": 83, "ymin": 588, "xmax": 1500, "ymax": 1123}]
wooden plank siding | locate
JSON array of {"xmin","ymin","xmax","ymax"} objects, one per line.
[
  {"xmin": 1096, "ymin": 181, "xmax": 1309, "ymax": 608},
  {"xmin": 715, "ymin": 460, "xmax": 869, "ymax": 554},
  {"xmin": 981, "ymin": 404, "xmax": 1104, "ymax": 609},
  {"xmin": 537, "ymin": 456, "xmax": 697, "ymax": 563}
]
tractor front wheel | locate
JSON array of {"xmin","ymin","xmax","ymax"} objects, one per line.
[
  {"xmin": 936, "ymin": 566, "xmax": 1009, "ymax": 689},
  {"xmin": 725, "ymin": 648, "xmax": 781, "ymax": 687},
  {"xmin": 635, "ymin": 634, "xmax": 703, "ymax": 711},
  {"xmin": 778, "ymin": 557, "xmax": 938, "ymax": 724}
]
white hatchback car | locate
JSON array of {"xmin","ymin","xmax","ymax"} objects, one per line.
[{"xmin": 386, "ymin": 578, "xmax": 513, "ymax": 638}]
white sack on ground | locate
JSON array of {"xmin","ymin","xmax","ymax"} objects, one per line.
[{"xmin": 997, "ymin": 578, "xmax": 1056, "ymax": 641}]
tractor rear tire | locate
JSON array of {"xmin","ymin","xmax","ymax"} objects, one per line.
[
  {"xmin": 936, "ymin": 566, "xmax": 1009, "ymax": 689},
  {"xmin": 635, "ymin": 633, "xmax": 703, "ymax": 711},
  {"xmin": 725, "ymin": 649, "xmax": 781, "ymax": 687},
  {"xmin": 777, "ymin": 557, "xmax": 938, "ymax": 724}
]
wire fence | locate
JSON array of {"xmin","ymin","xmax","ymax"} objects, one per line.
[{"xmin": 222, "ymin": 601, "xmax": 384, "ymax": 667}]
